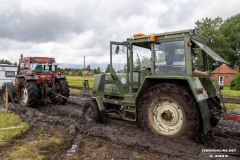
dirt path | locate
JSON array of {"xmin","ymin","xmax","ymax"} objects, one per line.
[{"xmin": 2, "ymin": 95, "xmax": 240, "ymax": 160}]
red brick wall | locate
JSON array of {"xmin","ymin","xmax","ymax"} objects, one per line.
[
  {"xmin": 233, "ymin": 65, "xmax": 239, "ymax": 72},
  {"xmin": 211, "ymin": 73, "xmax": 236, "ymax": 86}
]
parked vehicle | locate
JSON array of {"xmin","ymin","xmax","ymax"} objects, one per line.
[{"xmin": 0, "ymin": 64, "xmax": 17, "ymax": 101}]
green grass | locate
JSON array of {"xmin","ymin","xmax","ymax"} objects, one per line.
[
  {"xmin": 222, "ymin": 86, "xmax": 240, "ymax": 98},
  {"xmin": 0, "ymin": 111, "xmax": 29, "ymax": 142},
  {"xmin": 66, "ymin": 76, "xmax": 95, "ymax": 92},
  {"xmin": 3, "ymin": 128, "xmax": 67, "ymax": 160},
  {"xmin": 132, "ymin": 151, "xmax": 143, "ymax": 160},
  {"xmin": 225, "ymin": 103, "xmax": 240, "ymax": 110},
  {"xmin": 221, "ymin": 86, "xmax": 240, "ymax": 110}
]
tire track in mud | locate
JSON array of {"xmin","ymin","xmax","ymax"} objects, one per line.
[{"xmin": 6, "ymin": 97, "xmax": 240, "ymax": 160}]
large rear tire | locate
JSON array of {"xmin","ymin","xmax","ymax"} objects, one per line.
[
  {"xmin": 53, "ymin": 79, "xmax": 69, "ymax": 105},
  {"xmin": 138, "ymin": 83, "xmax": 200, "ymax": 138},
  {"xmin": 17, "ymin": 80, "xmax": 39, "ymax": 107}
]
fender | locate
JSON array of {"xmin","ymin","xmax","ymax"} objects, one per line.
[
  {"xmin": 16, "ymin": 75, "xmax": 38, "ymax": 80},
  {"xmin": 55, "ymin": 75, "xmax": 66, "ymax": 80}
]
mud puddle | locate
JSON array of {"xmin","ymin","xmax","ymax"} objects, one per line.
[{"xmin": 2, "ymin": 96, "xmax": 240, "ymax": 160}]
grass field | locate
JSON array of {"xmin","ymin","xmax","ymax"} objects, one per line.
[
  {"xmin": 0, "ymin": 110, "xmax": 68, "ymax": 159},
  {"xmin": 66, "ymin": 75, "xmax": 95, "ymax": 92},
  {"xmin": 225, "ymin": 103, "xmax": 240, "ymax": 110},
  {"xmin": 221, "ymin": 86, "xmax": 240, "ymax": 98},
  {"xmin": 221, "ymin": 86, "xmax": 240, "ymax": 109},
  {"xmin": 0, "ymin": 110, "xmax": 29, "ymax": 142}
]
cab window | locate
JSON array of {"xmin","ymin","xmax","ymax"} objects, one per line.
[{"xmin": 154, "ymin": 41, "xmax": 185, "ymax": 73}]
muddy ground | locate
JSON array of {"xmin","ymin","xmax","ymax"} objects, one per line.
[{"xmin": 0, "ymin": 94, "xmax": 239, "ymax": 160}]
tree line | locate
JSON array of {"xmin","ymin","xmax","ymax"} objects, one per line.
[
  {"xmin": 59, "ymin": 65, "xmax": 102, "ymax": 76},
  {"xmin": 195, "ymin": 13, "xmax": 240, "ymax": 68},
  {"xmin": 0, "ymin": 59, "xmax": 13, "ymax": 65}
]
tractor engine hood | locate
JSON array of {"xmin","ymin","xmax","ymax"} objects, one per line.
[{"xmin": 191, "ymin": 39, "xmax": 229, "ymax": 64}]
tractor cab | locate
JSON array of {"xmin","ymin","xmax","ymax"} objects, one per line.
[{"xmin": 17, "ymin": 55, "xmax": 57, "ymax": 75}]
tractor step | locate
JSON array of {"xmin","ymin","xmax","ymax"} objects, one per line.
[{"xmin": 223, "ymin": 113, "xmax": 240, "ymax": 121}]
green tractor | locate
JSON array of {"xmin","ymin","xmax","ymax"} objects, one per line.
[{"xmin": 83, "ymin": 29, "xmax": 228, "ymax": 138}]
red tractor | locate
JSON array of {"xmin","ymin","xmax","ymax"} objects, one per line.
[{"xmin": 14, "ymin": 54, "xmax": 69, "ymax": 107}]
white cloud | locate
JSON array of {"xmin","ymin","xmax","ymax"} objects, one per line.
[{"xmin": 0, "ymin": 0, "xmax": 239, "ymax": 69}]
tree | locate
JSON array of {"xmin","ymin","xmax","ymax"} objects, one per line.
[
  {"xmin": 93, "ymin": 68, "xmax": 97, "ymax": 74},
  {"xmin": 219, "ymin": 13, "xmax": 240, "ymax": 66},
  {"xmin": 78, "ymin": 70, "xmax": 83, "ymax": 76},
  {"xmin": 141, "ymin": 56, "xmax": 151, "ymax": 68},
  {"xmin": 195, "ymin": 17, "xmax": 236, "ymax": 68},
  {"xmin": 195, "ymin": 17, "xmax": 223, "ymax": 39},
  {"xmin": 0, "ymin": 59, "xmax": 13, "ymax": 65},
  {"xmin": 86, "ymin": 65, "xmax": 91, "ymax": 71},
  {"xmin": 230, "ymin": 73, "xmax": 240, "ymax": 90},
  {"xmin": 105, "ymin": 64, "xmax": 111, "ymax": 73},
  {"xmin": 96, "ymin": 67, "xmax": 101, "ymax": 74}
]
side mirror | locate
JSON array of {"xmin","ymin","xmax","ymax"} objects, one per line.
[{"xmin": 115, "ymin": 45, "xmax": 119, "ymax": 54}]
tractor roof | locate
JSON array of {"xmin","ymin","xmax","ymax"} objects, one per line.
[
  {"xmin": 128, "ymin": 29, "xmax": 208, "ymax": 44},
  {"xmin": 127, "ymin": 29, "xmax": 228, "ymax": 64},
  {"xmin": 22, "ymin": 57, "xmax": 55, "ymax": 63}
]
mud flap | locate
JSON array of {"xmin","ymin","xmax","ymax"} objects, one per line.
[
  {"xmin": 94, "ymin": 96, "xmax": 106, "ymax": 119},
  {"xmin": 198, "ymin": 100, "xmax": 211, "ymax": 134},
  {"xmin": 94, "ymin": 96, "xmax": 105, "ymax": 111}
]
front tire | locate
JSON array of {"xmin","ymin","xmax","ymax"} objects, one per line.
[
  {"xmin": 82, "ymin": 100, "xmax": 100, "ymax": 123},
  {"xmin": 138, "ymin": 83, "xmax": 200, "ymax": 138},
  {"xmin": 17, "ymin": 80, "xmax": 39, "ymax": 107}
]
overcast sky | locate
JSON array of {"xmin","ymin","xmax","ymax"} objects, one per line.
[{"xmin": 0, "ymin": 0, "xmax": 239, "ymax": 69}]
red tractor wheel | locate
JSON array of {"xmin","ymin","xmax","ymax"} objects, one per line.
[
  {"xmin": 17, "ymin": 80, "xmax": 39, "ymax": 107},
  {"xmin": 51, "ymin": 79, "xmax": 69, "ymax": 105}
]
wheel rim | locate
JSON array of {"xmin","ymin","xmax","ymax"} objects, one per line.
[
  {"xmin": 85, "ymin": 106, "xmax": 93, "ymax": 122},
  {"xmin": 149, "ymin": 97, "xmax": 184, "ymax": 136},
  {"xmin": 21, "ymin": 88, "xmax": 28, "ymax": 104}
]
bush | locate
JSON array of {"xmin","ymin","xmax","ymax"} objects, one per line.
[{"xmin": 230, "ymin": 73, "xmax": 240, "ymax": 90}]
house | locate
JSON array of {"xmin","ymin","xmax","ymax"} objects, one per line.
[
  {"xmin": 68, "ymin": 70, "xmax": 78, "ymax": 75},
  {"xmin": 82, "ymin": 71, "xmax": 89, "ymax": 76},
  {"xmin": 82, "ymin": 71, "xmax": 95, "ymax": 76},
  {"xmin": 211, "ymin": 64, "xmax": 238, "ymax": 86}
]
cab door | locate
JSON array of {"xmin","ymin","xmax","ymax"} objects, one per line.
[{"xmin": 109, "ymin": 41, "xmax": 129, "ymax": 95}]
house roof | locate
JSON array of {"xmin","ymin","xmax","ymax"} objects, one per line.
[{"xmin": 211, "ymin": 64, "xmax": 237, "ymax": 74}]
